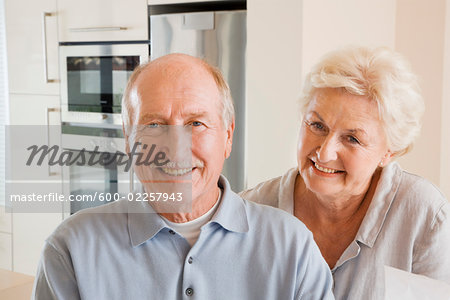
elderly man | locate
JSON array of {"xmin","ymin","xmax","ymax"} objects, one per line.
[{"xmin": 32, "ymin": 54, "xmax": 334, "ymax": 299}]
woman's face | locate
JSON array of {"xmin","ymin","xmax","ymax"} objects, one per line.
[{"xmin": 297, "ymin": 88, "xmax": 392, "ymax": 200}]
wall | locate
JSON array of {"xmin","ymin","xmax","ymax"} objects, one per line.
[
  {"xmin": 441, "ymin": 0, "xmax": 450, "ymax": 198},
  {"xmin": 395, "ymin": 0, "xmax": 449, "ymax": 198},
  {"xmin": 246, "ymin": 0, "xmax": 302, "ymax": 187},
  {"xmin": 301, "ymin": 0, "xmax": 396, "ymax": 78}
]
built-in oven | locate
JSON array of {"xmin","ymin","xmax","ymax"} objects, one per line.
[
  {"xmin": 61, "ymin": 124, "xmax": 142, "ymax": 216},
  {"xmin": 59, "ymin": 42, "xmax": 148, "ymax": 215},
  {"xmin": 59, "ymin": 42, "xmax": 149, "ymax": 125}
]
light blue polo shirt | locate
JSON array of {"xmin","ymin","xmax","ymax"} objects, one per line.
[{"xmin": 33, "ymin": 176, "xmax": 334, "ymax": 300}]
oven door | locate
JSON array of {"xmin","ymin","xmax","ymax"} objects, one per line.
[
  {"xmin": 60, "ymin": 43, "xmax": 149, "ymax": 126},
  {"xmin": 61, "ymin": 125, "xmax": 140, "ymax": 217}
]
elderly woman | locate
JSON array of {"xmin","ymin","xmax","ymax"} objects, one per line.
[{"xmin": 240, "ymin": 46, "xmax": 450, "ymax": 299}]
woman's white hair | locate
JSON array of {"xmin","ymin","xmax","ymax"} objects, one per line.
[{"xmin": 300, "ymin": 46, "xmax": 425, "ymax": 157}]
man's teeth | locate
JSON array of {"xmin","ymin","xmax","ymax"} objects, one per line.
[
  {"xmin": 314, "ymin": 162, "xmax": 338, "ymax": 174},
  {"xmin": 161, "ymin": 167, "xmax": 192, "ymax": 176}
]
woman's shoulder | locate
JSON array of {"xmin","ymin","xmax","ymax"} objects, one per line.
[
  {"xmin": 239, "ymin": 167, "xmax": 298, "ymax": 209},
  {"xmin": 394, "ymin": 163, "xmax": 448, "ymax": 209},
  {"xmin": 385, "ymin": 163, "xmax": 449, "ymax": 229}
]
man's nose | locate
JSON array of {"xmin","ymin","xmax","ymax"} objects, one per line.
[
  {"xmin": 165, "ymin": 125, "xmax": 192, "ymax": 164},
  {"xmin": 316, "ymin": 135, "xmax": 338, "ymax": 162}
]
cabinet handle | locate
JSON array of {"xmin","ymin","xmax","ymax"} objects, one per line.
[
  {"xmin": 41, "ymin": 12, "xmax": 57, "ymax": 83},
  {"xmin": 69, "ymin": 27, "xmax": 128, "ymax": 32},
  {"xmin": 46, "ymin": 107, "xmax": 59, "ymax": 176}
]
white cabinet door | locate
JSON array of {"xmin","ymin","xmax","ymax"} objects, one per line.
[
  {"xmin": 0, "ymin": 232, "xmax": 12, "ymax": 271},
  {"xmin": 0, "ymin": 206, "xmax": 12, "ymax": 271},
  {"xmin": 8, "ymin": 94, "xmax": 63, "ymax": 276},
  {"xmin": 12, "ymin": 213, "xmax": 62, "ymax": 275},
  {"xmin": 5, "ymin": 0, "xmax": 59, "ymax": 95},
  {"xmin": 58, "ymin": 0, "xmax": 148, "ymax": 42}
]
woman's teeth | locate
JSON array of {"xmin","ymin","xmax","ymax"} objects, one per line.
[
  {"xmin": 160, "ymin": 167, "xmax": 192, "ymax": 176},
  {"xmin": 314, "ymin": 162, "xmax": 339, "ymax": 174}
]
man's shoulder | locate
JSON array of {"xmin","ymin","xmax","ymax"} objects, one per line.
[
  {"xmin": 48, "ymin": 200, "xmax": 129, "ymax": 246},
  {"xmin": 241, "ymin": 197, "xmax": 312, "ymax": 240}
]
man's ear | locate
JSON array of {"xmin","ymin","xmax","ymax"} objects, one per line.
[
  {"xmin": 123, "ymin": 124, "xmax": 130, "ymax": 154},
  {"xmin": 224, "ymin": 119, "xmax": 235, "ymax": 159}
]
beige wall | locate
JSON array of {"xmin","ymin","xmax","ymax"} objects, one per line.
[
  {"xmin": 301, "ymin": 0, "xmax": 396, "ymax": 78},
  {"xmin": 442, "ymin": 0, "xmax": 450, "ymax": 198},
  {"xmin": 395, "ymin": 0, "xmax": 449, "ymax": 198},
  {"xmin": 246, "ymin": 0, "xmax": 302, "ymax": 187}
]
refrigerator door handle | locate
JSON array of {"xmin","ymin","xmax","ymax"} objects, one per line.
[{"xmin": 182, "ymin": 12, "xmax": 214, "ymax": 30}]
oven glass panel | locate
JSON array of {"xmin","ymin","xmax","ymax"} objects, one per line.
[
  {"xmin": 67, "ymin": 56, "xmax": 140, "ymax": 113},
  {"xmin": 68, "ymin": 149, "xmax": 129, "ymax": 214}
]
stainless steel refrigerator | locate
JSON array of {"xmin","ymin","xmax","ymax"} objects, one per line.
[{"xmin": 150, "ymin": 4, "xmax": 246, "ymax": 191}]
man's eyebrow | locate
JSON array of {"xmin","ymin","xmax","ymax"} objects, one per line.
[
  {"xmin": 139, "ymin": 113, "xmax": 162, "ymax": 123},
  {"xmin": 138, "ymin": 111, "xmax": 212, "ymax": 123}
]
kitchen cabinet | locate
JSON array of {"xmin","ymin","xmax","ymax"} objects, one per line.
[
  {"xmin": 57, "ymin": 0, "xmax": 148, "ymax": 42},
  {"xmin": 8, "ymin": 94, "xmax": 63, "ymax": 276},
  {"xmin": 4, "ymin": 0, "xmax": 59, "ymax": 95},
  {"xmin": 0, "ymin": 206, "xmax": 12, "ymax": 271},
  {"xmin": 0, "ymin": 232, "xmax": 12, "ymax": 271}
]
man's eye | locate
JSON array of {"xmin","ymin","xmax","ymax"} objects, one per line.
[
  {"xmin": 147, "ymin": 123, "xmax": 159, "ymax": 128},
  {"xmin": 191, "ymin": 121, "xmax": 203, "ymax": 127}
]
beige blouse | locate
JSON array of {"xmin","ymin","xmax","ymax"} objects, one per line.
[{"xmin": 240, "ymin": 162, "xmax": 450, "ymax": 300}]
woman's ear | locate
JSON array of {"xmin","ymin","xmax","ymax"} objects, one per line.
[{"xmin": 379, "ymin": 150, "xmax": 394, "ymax": 167}]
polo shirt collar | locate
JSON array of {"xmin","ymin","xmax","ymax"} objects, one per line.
[
  {"xmin": 355, "ymin": 162, "xmax": 403, "ymax": 247},
  {"xmin": 128, "ymin": 200, "xmax": 168, "ymax": 247},
  {"xmin": 210, "ymin": 175, "xmax": 249, "ymax": 233},
  {"xmin": 128, "ymin": 175, "xmax": 249, "ymax": 247}
]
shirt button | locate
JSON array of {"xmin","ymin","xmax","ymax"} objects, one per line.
[
  {"xmin": 185, "ymin": 288, "xmax": 194, "ymax": 296},
  {"xmin": 188, "ymin": 257, "xmax": 193, "ymax": 264},
  {"xmin": 169, "ymin": 230, "xmax": 175, "ymax": 235}
]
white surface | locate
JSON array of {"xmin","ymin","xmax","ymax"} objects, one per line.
[
  {"xmin": 13, "ymin": 213, "xmax": 62, "ymax": 275},
  {"xmin": 8, "ymin": 94, "xmax": 63, "ymax": 275},
  {"xmin": 0, "ymin": 232, "xmax": 12, "ymax": 270},
  {"xmin": 58, "ymin": 0, "xmax": 148, "ymax": 42},
  {"xmin": 0, "ymin": 205, "xmax": 11, "ymax": 233},
  {"xmin": 4, "ymin": 0, "xmax": 59, "ymax": 95},
  {"xmin": 385, "ymin": 266, "xmax": 450, "ymax": 300}
]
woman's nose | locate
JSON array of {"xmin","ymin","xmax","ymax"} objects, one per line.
[{"xmin": 316, "ymin": 136, "xmax": 338, "ymax": 162}]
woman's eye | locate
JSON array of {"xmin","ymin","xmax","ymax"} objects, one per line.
[
  {"xmin": 305, "ymin": 120, "xmax": 326, "ymax": 132},
  {"xmin": 191, "ymin": 121, "xmax": 203, "ymax": 127},
  {"xmin": 346, "ymin": 135, "xmax": 360, "ymax": 144}
]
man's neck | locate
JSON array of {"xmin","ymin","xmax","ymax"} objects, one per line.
[{"xmin": 160, "ymin": 187, "xmax": 221, "ymax": 223}]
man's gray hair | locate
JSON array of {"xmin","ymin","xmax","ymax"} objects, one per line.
[{"xmin": 121, "ymin": 57, "xmax": 235, "ymax": 135}]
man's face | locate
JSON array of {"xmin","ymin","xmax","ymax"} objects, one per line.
[{"xmin": 126, "ymin": 57, "xmax": 234, "ymax": 204}]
